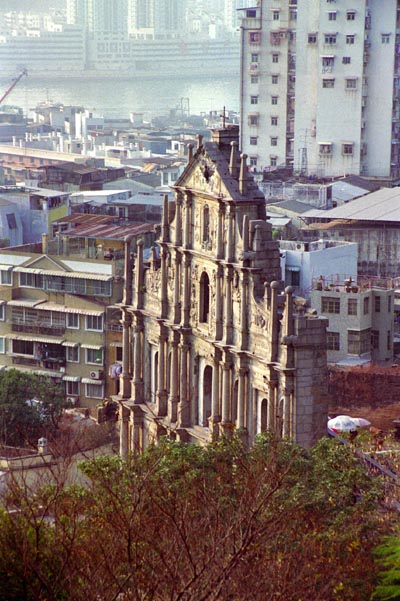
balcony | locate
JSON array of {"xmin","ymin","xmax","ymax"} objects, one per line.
[{"xmin": 11, "ymin": 319, "xmax": 66, "ymax": 337}]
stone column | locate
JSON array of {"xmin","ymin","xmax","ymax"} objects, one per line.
[
  {"xmin": 173, "ymin": 251, "xmax": 181, "ymax": 324},
  {"xmin": 132, "ymin": 322, "xmax": 144, "ymax": 402},
  {"xmin": 135, "ymin": 240, "xmax": 144, "ymax": 310},
  {"xmin": 240, "ymin": 271, "xmax": 248, "ymax": 351},
  {"xmin": 168, "ymin": 334, "xmax": 179, "ymax": 422},
  {"xmin": 182, "ymin": 254, "xmax": 191, "ymax": 328},
  {"xmin": 156, "ymin": 334, "xmax": 167, "ymax": 416},
  {"xmin": 267, "ymin": 384, "xmax": 276, "ymax": 432},
  {"xmin": 217, "ymin": 205, "xmax": 224, "ymax": 260},
  {"xmin": 270, "ymin": 281, "xmax": 280, "ymax": 363},
  {"xmin": 224, "ymin": 269, "xmax": 233, "ymax": 344},
  {"xmin": 210, "ymin": 350, "xmax": 221, "ymax": 432},
  {"xmin": 282, "ymin": 388, "xmax": 291, "ymax": 438},
  {"xmin": 160, "ymin": 247, "xmax": 168, "ymax": 319},
  {"xmin": 215, "ymin": 266, "xmax": 223, "ymax": 340},
  {"xmin": 183, "ymin": 192, "xmax": 192, "ymax": 249},
  {"xmin": 221, "ymin": 357, "xmax": 231, "ymax": 425},
  {"xmin": 178, "ymin": 342, "xmax": 190, "ymax": 427},
  {"xmin": 119, "ymin": 404, "xmax": 130, "ymax": 460},
  {"xmin": 175, "ymin": 194, "xmax": 182, "ymax": 246},
  {"xmin": 120, "ymin": 310, "xmax": 132, "ymax": 399},
  {"xmin": 237, "ymin": 367, "xmax": 247, "ymax": 430},
  {"xmin": 226, "ymin": 206, "xmax": 235, "ymax": 263}
]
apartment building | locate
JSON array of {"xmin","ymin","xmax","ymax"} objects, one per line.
[
  {"xmin": 310, "ymin": 276, "xmax": 395, "ymax": 364},
  {"xmin": 0, "ymin": 219, "xmax": 154, "ymax": 410},
  {"xmin": 240, "ymin": 1, "xmax": 400, "ymax": 180}
]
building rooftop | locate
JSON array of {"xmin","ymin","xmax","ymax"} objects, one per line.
[{"xmin": 304, "ymin": 188, "xmax": 400, "ymax": 222}]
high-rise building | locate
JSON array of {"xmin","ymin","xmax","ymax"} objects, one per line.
[
  {"xmin": 240, "ymin": 1, "xmax": 400, "ymax": 181},
  {"xmin": 128, "ymin": 0, "xmax": 186, "ymax": 38},
  {"xmin": 67, "ymin": 0, "xmax": 128, "ymax": 34}
]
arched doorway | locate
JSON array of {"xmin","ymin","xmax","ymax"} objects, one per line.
[
  {"xmin": 232, "ymin": 379, "xmax": 238, "ymax": 426},
  {"xmin": 260, "ymin": 398, "xmax": 268, "ymax": 432}
]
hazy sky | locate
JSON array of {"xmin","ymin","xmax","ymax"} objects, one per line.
[{"xmin": 0, "ymin": 1, "xmax": 65, "ymax": 11}]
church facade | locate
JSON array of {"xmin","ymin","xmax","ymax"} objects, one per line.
[{"xmin": 117, "ymin": 126, "xmax": 328, "ymax": 455}]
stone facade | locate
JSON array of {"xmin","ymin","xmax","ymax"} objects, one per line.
[{"xmin": 118, "ymin": 126, "xmax": 328, "ymax": 454}]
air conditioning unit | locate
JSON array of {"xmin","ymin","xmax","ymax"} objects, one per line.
[{"xmin": 89, "ymin": 369, "xmax": 103, "ymax": 380}]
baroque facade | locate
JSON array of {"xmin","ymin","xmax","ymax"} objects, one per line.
[{"xmin": 118, "ymin": 126, "xmax": 328, "ymax": 455}]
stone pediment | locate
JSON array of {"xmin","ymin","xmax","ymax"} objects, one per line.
[{"xmin": 176, "ymin": 148, "xmax": 233, "ymax": 200}]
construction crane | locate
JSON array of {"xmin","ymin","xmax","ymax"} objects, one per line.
[{"xmin": 0, "ymin": 68, "xmax": 27, "ymax": 105}]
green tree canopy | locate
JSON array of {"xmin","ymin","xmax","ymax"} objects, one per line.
[
  {"xmin": 0, "ymin": 369, "xmax": 67, "ymax": 447},
  {"xmin": 0, "ymin": 435, "xmax": 394, "ymax": 601}
]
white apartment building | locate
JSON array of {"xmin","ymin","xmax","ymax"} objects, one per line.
[{"xmin": 240, "ymin": 1, "xmax": 400, "ymax": 180}]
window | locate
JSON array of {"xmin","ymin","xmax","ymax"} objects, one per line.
[
  {"xmin": 86, "ymin": 348, "xmax": 103, "ymax": 365},
  {"xmin": 324, "ymin": 33, "xmax": 337, "ymax": 44},
  {"xmin": 249, "ymin": 31, "xmax": 260, "ymax": 43},
  {"xmin": 271, "ymin": 116, "xmax": 278, "ymax": 126},
  {"xmin": 12, "ymin": 339, "xmax": 33, "ymax": 355},
  {"xmin": 85, "ymin": 383, "xmax": 104, "ymax": 399},
  {"xmin": 66, "ymin": 346, "xmax": 79, "ymax": 362},
  {"xmin": 346, "ymin": 35, "xmax": 355, "ymax": 44},
  {"xmin": 342, "ymin": 143, "xmax": 354, "ymax": 155},
  {"xmin": 250, "ymin": 136, "xmax": 258, "ymax": 145},
  {"xmin": 251, "ymin": 75, "xmax": 259, "ymax": 84},
  {"xmin": 382, "ymin": 34, "xmax": 391, "ymax": 44},
  {"xmin": 0, "ymin": 337, "xmax": 5, "ymax": 354},
  {"xmin": 323, "ymin": 78, "xmax": 335, "ymax": 88},
  {"xmin": 319, "ymin": 143, "xmax": 332, "ymax": 154},
  {"xmin": 388, "ymin": 330, "xmax": 392, "ymax": 351},
  {"xmin": 371, "ymin": 330, "xmax": 379, "ymax": 350},
  {"xmin": 388, "ymin": 296, "xmax": 392, "ymax": 312},
  {"xmin": 272, "ymin": 74, "xmax": 279, "ymax": 84},
  {"xmin": 272, "ymin": 53, "xmax": 279, "ymax": 63},
  {"xmin": 202, "ymin": 205, "xmax": 210, "ymax": 242},
  {"xmin": 19, "ymin": 272, "xmax": 44, "ymax": 289},
  {"xmin": 271, "ymin": 96, "xmax": 278, "ymax": 105},
  {"xmin": 342, "ymin": 56, "xmax": 351, "ymax": 64},
  {"xmin": 251, "ymin": 95, "xmax": 259, "ymax": 105},
  {"xmin": 67, "ymin": 313, "xmax": 79, "ymax": 329},
  {"xmin": 0, "ymin": 270, "xmax": 11, "ymax": 285},
  {"xmin": 363, "ymin": 296, "xmax": 370, "ymax": 315},
  {"xmin": 249, "ymin": 114, "xmax": 258, "ymax": 125},
  {"xmin": 290, "ymin": 9, "xmax": 297, "ymax": 20},
  {"xmin": 291, "ymin": 270, "xmax": 300, "ymax": 287},
  {"xmin": 348, "ymin": 298, "xmax": 357, "ymax": 315},
  {"xmin": 322, "ymin": 296, "xmax": 340, "ymax": 313},
  {"xmin": 322, "ymin": 56, "xmax": 335, "ymax": 68},
  {"xmin": 251, "ymin": 53, "xmax": 259, "ymax": 63},
  {"xmin": 348, "ymin": 329, "xmax": 371, "ymax": 355},
  {"xmin": 345, "ymin": 78, "xmax": 357, "ymax": 90},
  {"xmin": 249, "ymin": 156, "xmax": 257, "ymax": 167},
  {"xmin": 347, "ymin": 11, "xmax": 355, "ymax": 20},
  {"xmin": 308, "ymin": 33, "xmax": 317, "ymax": 44},
  {"xmin": 328, "ymin": 11, "xmax": 337, "ymax": 20},
  {"xmin": 86, "ymin": 315, "xmax": 103, "ymax": 331},
  {"xmin": 246, "ymin": 9, "xmax": 257, "ymax": 18},
  {"xmin": 327, "ymin": 331, "xmax": 340, "ymax": 351},
  {"xmin": 271, "ymin": 137, "xmax": 278, "ymax": 146},
  {"xmin": 270, "ymin": 156, "xmax": 277, "ymax": 167},
  {"xmin": 375, "ymin": 296, "xmax": 381, "ymax": 312},
  {"xmin": 66, "ymin": 381, "xmax": 79, "ymax": 396},
  {"xmin": 272, "ymin": 10, "xmax": 279, "ymax": 20},
  {"xmin": 199, "ymin": 272, "xmax": 210, "ymax": 323}
]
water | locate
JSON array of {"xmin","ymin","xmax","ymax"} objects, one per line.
[{"xmin": 0, "ymin": 74, "xmax": 240, "ymax": 120}]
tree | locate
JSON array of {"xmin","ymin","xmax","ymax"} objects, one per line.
[
  {"xmin": 0, "ymin": 435, "xmax": 395, "ymax": 601},
  {"xmin": 0, "ymin": 369, "xmax": 67, "ymax": 447}
]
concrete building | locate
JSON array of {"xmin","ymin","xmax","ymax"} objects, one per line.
[
  {"xmin": 240, "ymin": 1, "xmax": 400, "ymax": 181},
  {"xmin": 310, "ymin": 276, "xmax": 395, "ymax": 365},
  {"xmin": 0, "ymin": 219, "xmax": 154, "ymax": 410},
  {"xmin": 117, "ymin": 125, "xmax": 328, "ymax": 453},
  {"xmin": 280, "ymin": 239, "xmax": 358, "ymax": 299}
]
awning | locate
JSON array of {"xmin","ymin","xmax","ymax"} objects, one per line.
[
  {"xmin": 81, "ymin": 344, "xmax": 103, "ymax": 350},
  {"xmin": 286, "ymin": 266, "xmax": 300, "ymax": 272},
  {"xmin": 9, "ymin": 366, "xmax": 62, "ymax": 378},
  {"xmin": 81, "ymin": 377, "xmax": 103, "ymax": 385},
  {"xmin": 14, "ymin": 267, "xmax": 113, "ymax": 281},
  {"xmin": 63, "ymin": 375, "xmax": 81, "ymax": 382},
  {"xmin": 8, "ymin": 334, "xmax": 64, "ymax": 344},
  {"xmin": 0, "ymin": 265, "xmax": 13, "ymax": 271},
  {"xmin": 62, "ymin": 341, "xmax": 80, "ymax": 348},
  {"xmin": 7, "ymin": 299, "xmax": 46, "ymax": 308},
  {"xmin": 36, "ymin": 302, "xmax": 104, "ymax": 316}
]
